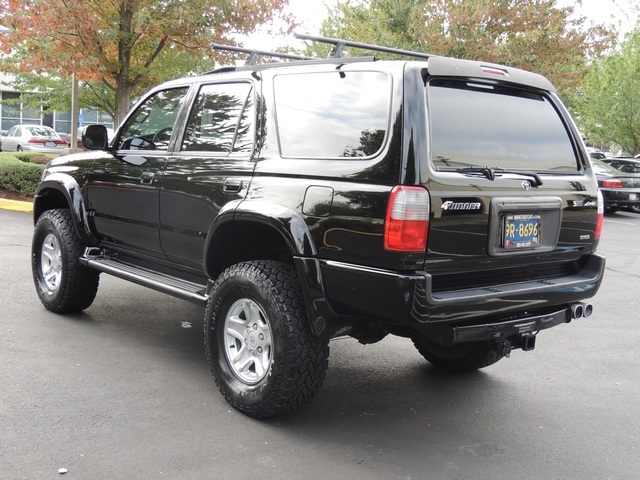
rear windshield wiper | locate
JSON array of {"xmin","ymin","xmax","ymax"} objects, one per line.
[{"xmin": 457, "ymin": 166, "xmax": 543, "ymax": 187}]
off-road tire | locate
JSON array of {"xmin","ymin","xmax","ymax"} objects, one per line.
[
  {"xmin": 205, "ymin": 260, "xmax": 329, "ymax": 418},
  {"xmin": 412, "ymin": 338, "xmax": 504, "ymax": 372},
  {"xmin": 32, "ymin": 209, "xmax": 100, "ymax": 313}
]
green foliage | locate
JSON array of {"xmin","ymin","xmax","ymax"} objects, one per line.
[
  {"xmin": 15, "ymin": 152, "xmax": 56, "ymax": 165},
  {"xmin": 314, "ymin": 0, "xmax": 615, "ymax": 99},
  {"xmin": 0, "ymin": 153, "xmax": 46, "ymax": 195},
  {"xmin": 576, "ymin": 28, "xmax": 640, "ymax": 156}
]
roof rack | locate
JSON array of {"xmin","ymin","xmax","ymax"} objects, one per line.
[
  {"xmin": 294, "ymin": 33, "xmax": 434, "ymax": 60},
  {"xmin": 211, "ymin": 43, "xmax": 313, "ymax": 66}
]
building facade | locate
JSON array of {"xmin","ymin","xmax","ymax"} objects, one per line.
[{"xmin": 0, "ymin": 73, "xmax": 114, "ymax": 134}]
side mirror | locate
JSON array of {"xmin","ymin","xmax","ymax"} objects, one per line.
[{"xmin": 82, "ymin": 125, "xmax": 109, "ymax": 150}]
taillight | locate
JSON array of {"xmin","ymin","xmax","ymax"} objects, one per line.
[
  {"xmin": 384, "ymin": 186, "xmax": 430, "ymax": 252},
  {"xmin": 28, "ymin": 138, "xmax": 46, "ymax": 144},
  {"xmin": 595, "ymin": 190, "xmax": 604, "ymax": 239},
  {"xmin": 602, "ymin": 179, "xmax": 623, "ymax": 188}
]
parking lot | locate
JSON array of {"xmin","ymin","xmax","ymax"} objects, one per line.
[{"xmin": 1, "ymin": 207, "xmax": 638, "ymax": 480}]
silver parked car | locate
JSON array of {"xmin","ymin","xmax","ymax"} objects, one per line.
[{"xmin": 2, "ymin": 125, "xmax": 67, "ymax": 154}]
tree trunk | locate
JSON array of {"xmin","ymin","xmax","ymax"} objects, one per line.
[{"xmin": 114, "ymin": 86, "xmax": 132, "ymax": 128}]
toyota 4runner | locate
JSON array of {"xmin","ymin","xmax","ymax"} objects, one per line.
[{"xmin": 31, "ymin": 35, "xmax": 605, "ymax": 418}]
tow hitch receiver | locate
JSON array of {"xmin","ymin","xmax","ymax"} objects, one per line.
[
  {"xmin": 519, "ymin": 333, "xmax": 536, "ymax": 351},
  {"xmin": 498, "ymin": 333, "xmax": 536, "ymax": 358}
]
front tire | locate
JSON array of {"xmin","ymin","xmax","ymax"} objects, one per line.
[
  {"xmin": 412, "ymin": 338, "xmax": 504, "ymax": 372},
  {"xmin": 32, "ymin": 209, "xmax": 100, "ymax": 313},
  {"xmin": 205, "ymin": 261, "xmax": 329, "ymax": 418}
]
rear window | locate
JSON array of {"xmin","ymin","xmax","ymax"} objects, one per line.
[
  {"xmin": 274, "ymin": 71, "xmax": 390, "ymax": 158},
  {"xmin": 428, "ymin": 80, "xmax": 578, "ymax": 172}
]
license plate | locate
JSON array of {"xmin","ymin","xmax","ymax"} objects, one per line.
[
  {"xmin": 503, "ymin": 213, "xmax": 541, "ymax": 249},
  {"xmin": 630, "ymin": 194, "xmax": 638, "ymax": 201},
  {"xmin": 45, "ymin": 141, "xmax": 55, "ymax": 147}
]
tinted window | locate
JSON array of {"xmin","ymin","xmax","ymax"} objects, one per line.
[
  {"xmin": 274, "ymin": 71, "xmax": 390, "ymax": 158},
  {"xmin": 117, "ymin": 87, "xmax": 188, "ymax": 151},
  {"xmin": 429, "ymin": 80, "xmax": 577, "ymax": 172},
  {"xmin": 181, "ymin": 83, "xmax": 253, "ymax": 154}
]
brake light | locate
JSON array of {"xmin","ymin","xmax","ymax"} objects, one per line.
[
  {"xmin": 384, "ymin": 186, "xmax": 430, "ymax": 252},
  {"xmin": 602, "ymin": 179, "xmax": 623, "ymax": 188},
  {"xmin": 27, "ymin": 138, "xmax": 65, "ymax": 145},
  {"xmin": 595, "ymin": 190, "xmax": 604, "ymax": 239}
]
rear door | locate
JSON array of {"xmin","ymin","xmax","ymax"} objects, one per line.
[
  {"xmin": 422, "ymin": 73, "xmax": 599, "ymax": 288},
  {"xmin": 159, "ymin": 81, "xmax": 256, "ymax": 269}
]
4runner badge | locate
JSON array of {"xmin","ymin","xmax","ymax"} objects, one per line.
[{"xmin": 441, "ymin": 200, "xmax": 482, "ymax": 212}]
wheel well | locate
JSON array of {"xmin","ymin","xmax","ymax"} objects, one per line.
[
  {"xmin": 33, "ymin": 188, "xmax": 69, "ymax": 222},
  {"xmin": 206, "ymin": 221, "xmax": 294, "ymax": 279}
]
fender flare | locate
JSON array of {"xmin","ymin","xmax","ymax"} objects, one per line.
[
  {"xmin": 203, "ymin": 199, "xmax": 317, "ymax": 277},
  {"xmin": 203, "ymin": 199, "xmax": 345, "ymax": 337},
  {"xmin": 34, "ymin": 172, "xmax": 96, "ymax": 246}
]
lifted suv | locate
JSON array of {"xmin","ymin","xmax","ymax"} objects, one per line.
[{"xmin": 31, "ymin": 35, "xmax": 605, "ymax": 418}]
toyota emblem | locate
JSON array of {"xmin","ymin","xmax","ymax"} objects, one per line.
[{"xmin": 521, "ymin": 180, "xmax": 532, "ymax": 191}]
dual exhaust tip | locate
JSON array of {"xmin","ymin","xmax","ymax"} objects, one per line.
[{"xmin": 569, "ymin": 302, "xmax": 593, "ymax": 320}]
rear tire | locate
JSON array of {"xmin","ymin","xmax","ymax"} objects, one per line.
[
  {"xmin": 628, "ymin": 204, "xmax": 640, "ymax": 214},
  {"xmin": 205, "ymin": 260, "xmax": 329, "ymax": 418},
  {"xmin": 412, "ymin": 338, "xmax": 504, "ymax": 372},
  {"xmin": 32, "ymin": 209, "xmax": 100, "ymax": 313}
]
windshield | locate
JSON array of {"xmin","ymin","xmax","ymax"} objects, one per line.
[
  {"xmin": 26, "ymin": 126, "xmax": 59, "ymax": 138},
  {"xmin": 428, "ymin": 80, "xmax": 578, "ymax": 173},
  {"xmin": 591, "ymin": 159, "xmax": 622, "ymax": 175}
]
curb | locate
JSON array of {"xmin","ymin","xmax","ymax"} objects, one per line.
[{"xmin": 0, "ymin": 198, "xmax": 33, "ymax": 213}]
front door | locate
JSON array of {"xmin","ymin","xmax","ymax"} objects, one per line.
[{"xmin": 86, "ymin": 87, "xmax": 189, "ymax": 258}]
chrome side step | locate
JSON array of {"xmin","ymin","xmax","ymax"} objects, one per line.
[{"xmin": 80, "ymin": 250, "xmax": 208, "ymax": 306}]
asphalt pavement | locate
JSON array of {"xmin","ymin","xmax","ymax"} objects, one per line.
[{"xmin": 1, "ymin": 207, "xmax": 638, "ymax": 480}]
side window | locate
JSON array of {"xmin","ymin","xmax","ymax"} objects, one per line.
[
  {"xmin": 117, "ymin": 87, "xmax": 188, "ymax": 151},
  {"xmin": 15, "ymin": 127, "xmax": 22, "ymax": 137},
  {"xmin": 181, "ymin": 83, "xmax": 253, "ymax": 154},
  {"xmin": 6, "ymin": 126, "xmax": 16, "ymax": 137},
  {"xmin": 274, "ymin": 71, "xmax": 390, "ymax": 158}
]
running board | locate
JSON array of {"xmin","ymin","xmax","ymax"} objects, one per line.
[{"xmin": 80, "ymin": 250, "xmax": 209, "ymax": 306}]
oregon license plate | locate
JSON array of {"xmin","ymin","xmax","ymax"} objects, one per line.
[{"xmin": 503, "ymin": 213, "xmax": 541, "ymax": 249}]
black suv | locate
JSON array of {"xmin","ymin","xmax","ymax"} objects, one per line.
[{"xmin": 31, "ymin": 36, "xmax": 605, "ymax": 418}]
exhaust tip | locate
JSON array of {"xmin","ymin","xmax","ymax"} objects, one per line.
[
  {"xmin": 571, "ymin": 303, "xmax": 584, "ymax": 319},
  {"xmin": 569, "ymin": 303, "xmax": 594, "ymax": 320}
]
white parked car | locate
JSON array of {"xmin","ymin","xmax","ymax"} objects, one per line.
[{"xmin": 2, "ymin": 125, "xmax": 67, "ymax": 154}]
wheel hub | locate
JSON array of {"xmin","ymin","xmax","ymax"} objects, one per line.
[
  {"xmin": 40, "ymin": 233, "xmax": 62, "ymax": 292},
  {"xmin": 224, "ymin": 299, "xmax": 273, "ymax": 384}
]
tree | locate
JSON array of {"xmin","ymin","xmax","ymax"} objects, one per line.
[
  {"xmin": 312, "ymin": 0, "xmax": 614, "ymax": 100},
  {"xmin": 0, "ymin": 0, "xmax": 290, "ymax": 125},
  {"xmin": 577, "ymin": 28, "xmax": 640, "ymax": 156}
]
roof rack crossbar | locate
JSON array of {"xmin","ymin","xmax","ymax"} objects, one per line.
[
  {"xmin": 294, "ymin": 33, "xmax": 434, "ymax": 60},
  {"xmin": 212, "ymin": 43, "xmax": 313, "ymax": 65}
]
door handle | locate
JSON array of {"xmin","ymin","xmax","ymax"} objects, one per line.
[
  {"xmin": 140, "ymin": 172, "xmax": 155, "ymax": 185},
  {"xmin": 223, "ymin": 179, "xmax": 243, "ymax": 193}
]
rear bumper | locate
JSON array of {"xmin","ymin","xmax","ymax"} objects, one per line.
[
  {"xmin": 310, "ymin": 253, "xmax": 605, "ymax": 338},
  {"xmin": 601, "ymin": 189, "xmax": 640, "ymax": 207}
]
